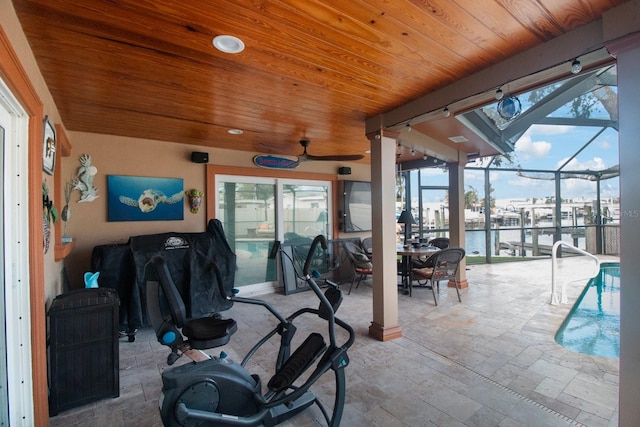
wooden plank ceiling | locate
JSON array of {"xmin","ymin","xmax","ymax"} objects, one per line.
[{"xmin": 12, "ymin": 0, "xmax": 625, "ymax": 164}]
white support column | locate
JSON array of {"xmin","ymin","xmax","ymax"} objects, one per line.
[
  {"xmin": 448, "ymin": 161, "xmax": 468, "ymax": 288},
  {"xmin": 609, "ymin": 31, "xmax": 640, "ymax": 426},
  {"xmin": 368, "ymin": 132, "xmax": 402, "ymax": 341}
]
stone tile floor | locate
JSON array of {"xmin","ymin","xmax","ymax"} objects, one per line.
[{"xmin": 50, "ymin": 255, "xmax": 619, "ymax": 426}]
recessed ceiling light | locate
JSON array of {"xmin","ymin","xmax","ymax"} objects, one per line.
[
  {"xmin": 227, "ymin": 129, "xmax": 243, "ymax": 135},
  {"xmin": 213, "ymin": 35, "xmax": 245, "ymax": 54},
  {"xmin": 448, "ymin": 136, "xmax": 468, "ymax": 143}
]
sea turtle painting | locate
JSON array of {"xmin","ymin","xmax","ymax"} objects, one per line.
[
  {"xmin": 118, "ymin": 189, "xmax": 184, "ymax": 213},
  {"xmin": 107, "ymin": 175, "xmax": 184, "ymax": 221}
]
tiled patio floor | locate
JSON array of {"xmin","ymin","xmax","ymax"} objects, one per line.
[{"xmin": 50, "ymin": 255, "xmax": 619, "ymax": 426}]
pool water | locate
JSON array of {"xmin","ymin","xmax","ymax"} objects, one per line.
[{"xmin": 555, "ymin": 262, "xmax": 620, "ymax": 358}]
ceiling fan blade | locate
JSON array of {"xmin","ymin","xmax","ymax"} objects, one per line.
[
  {"xmin": 258, "ymin": 143, "xmax": 297, "ymax": 156},
  {"xmin": 298, "ymin": 138, "xmax": 364, "ymax": 162},
  {"xmin": 306, "ymin": 153, "xmax": 365, "ymax": 161},
  {"xmin": 259, "ymin": 139, "xmax": 363, "ymax": 163}
]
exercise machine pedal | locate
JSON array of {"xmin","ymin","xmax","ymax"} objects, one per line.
[{"xmin": 267, "ymin": 333, "xmax": 326, "ymax": 392}]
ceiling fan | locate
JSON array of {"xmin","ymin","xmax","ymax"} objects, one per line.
[{"xmin": 260, "ymin": 139, "xmax": 365, "ymax": 164}]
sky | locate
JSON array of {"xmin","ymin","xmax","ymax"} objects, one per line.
[
  {"xmin": 414, "ymin": 123, "xmax": 619, "ymax": 206},
  {"xmin": 486, "ymin": 123, "xmax": 618, "ymax": 201}
]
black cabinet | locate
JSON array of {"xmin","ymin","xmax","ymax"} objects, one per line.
[{"xmin": 48, "ymin": 288, "xmax": 120, "ymax": 415}]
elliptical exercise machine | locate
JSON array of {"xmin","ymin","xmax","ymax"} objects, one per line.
[{"xmin": 145, "ymin": 235, "xmax": 355, "ymax": 426}]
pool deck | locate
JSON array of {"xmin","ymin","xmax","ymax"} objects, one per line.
[{"xmin": 50, "ymin": 255, "xmax": 620, "ymax": 426}]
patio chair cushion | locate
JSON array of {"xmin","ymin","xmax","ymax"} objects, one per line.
[
  {"xmin": 355, "ymin": 266, "xmax": 373, "ymax": 274},
  {"xmin": 413, "ymin": 265, "xmax": 453, "ymax": 280},
  {"xmin": 351, "ymin": 252, "xmax": 373, "ymax": 270},
  {"xmin": 412, "ymin": 267, "xmax": 433, "ymax": 278}
]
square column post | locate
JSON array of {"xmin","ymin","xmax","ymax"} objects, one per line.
[
  {"xmin": 368, "ymin": 132, "xmax": 402, "ymax": 341},
  {"xmin": 447, "ymin": 161, "xmax": 468, "ymax": 288}
]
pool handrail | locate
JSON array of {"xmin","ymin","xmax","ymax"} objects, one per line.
[{"xmin": 550, "ymin": 241, "xmax": 600, "ymax": 305}]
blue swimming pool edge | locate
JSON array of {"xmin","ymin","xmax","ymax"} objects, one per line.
[{"xmin": 553, "ymin": 261, "xmax": 620, "ymax": 359}]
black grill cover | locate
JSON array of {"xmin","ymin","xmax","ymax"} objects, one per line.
[
  {"xmin": 129, "ymin": 219, "xmax": 236, "ymax": 320},
  {"xmin": 91, "ymin": 244, "xmax": 136, "ymax": 331}
]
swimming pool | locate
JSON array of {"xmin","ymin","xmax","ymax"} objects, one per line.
[{"xmin": 555, "ymin": 262, "xmax": 620, "ymax": 358}]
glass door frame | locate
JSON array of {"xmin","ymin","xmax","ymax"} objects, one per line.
[
  {"xmin": 0, "ymin": 76, "xmax": 33, "ymax": 425},
  {"xmin": 279, "ymin": 178, "xmax": 334, "ymax": 242},
  {"xmin": 214, "ymin": 175, "xmax": 334, "ymax": 242},
  {"xmin": 210, "ymin": 166, "xmax": 337, "ymax": 292},
  {"xmin": 207, "ymin": 165, "xmax": 338, "ymax": 238}
]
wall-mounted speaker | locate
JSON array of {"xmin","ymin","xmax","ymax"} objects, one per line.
[
  {"xmin": 191, "ymin": 151, "xmax": 209, "ymax": 163},
  {"xmin": 338, "ymin": 167, "xmax": 351, "ymax": 175}
]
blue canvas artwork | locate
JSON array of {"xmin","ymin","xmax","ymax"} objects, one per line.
[{"xmin": 107, "ymin": 175, "xmax": 184, "ymax": 221}]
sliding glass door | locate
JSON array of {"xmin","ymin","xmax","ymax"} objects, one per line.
[
  {"xmin": 282, "ymin": 183, "xmax": 330, "ymax": 243},
  {"xmin": 215, "ymin": 175, "xmax": 331, "ymax": 288}
]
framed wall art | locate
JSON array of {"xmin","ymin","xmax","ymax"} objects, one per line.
[
  {"xmin": 107, "ymin": 175, "xmax": 184, "ymax": 222},
  {"xmin": 42, "ymin": 115, "xmax": 56, "ymax": 175}
]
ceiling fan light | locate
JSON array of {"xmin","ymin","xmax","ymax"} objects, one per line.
[{"xmin": 213, "ymin": 35, "xmax": 245, "ymax": 54}]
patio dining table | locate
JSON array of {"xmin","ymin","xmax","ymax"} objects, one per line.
[{"xmin": 397, "ymin": 245, "xmax": 440, "ymax": 294}]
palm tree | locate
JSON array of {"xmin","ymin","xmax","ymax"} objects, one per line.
[{"xmin": 464, "ymin": 185, "xmax": 478, "ymax": 210}]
